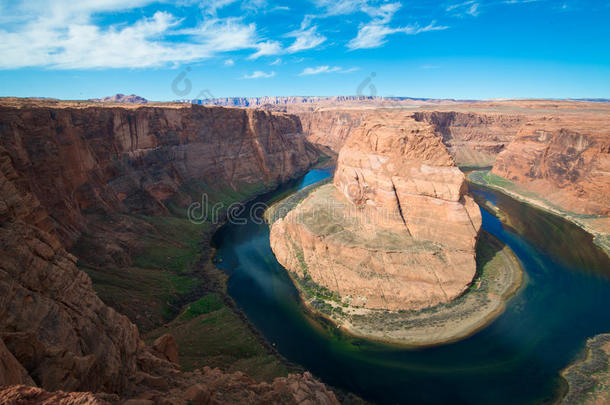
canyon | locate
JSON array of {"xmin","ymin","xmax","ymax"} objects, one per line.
[
  {"xmin": 268, "ymin": 113, "xmax": 526, "ymax": 344},
  {"xmin": 0, "ymin": 96, "xmax": 608, "ymax": 403},
  {"xmin": 291, "ymin": 100, "xmax": 610, "ymax": 254},
  {"xmin": 0, "ymin": 99, "xmax": 343, "ymax": 403}
]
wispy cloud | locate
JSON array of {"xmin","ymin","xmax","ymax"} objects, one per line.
[
  {"xmin": 248, "ymin": 40, "xmax": 282, "ymax": 59},
  {"xmin": 345, "ymin": 2, "xmax": 448, "ymax": 50},
  {"xmin": 0, "ymin": 1, "xmax": 285, "ymax": 69},
  {"xmin": 299, "ymin": 65, "xmax": 358, "ymax": 75},
  {"xmin": 446, "ymin": 1, "xmax": 480, "ymax": 17},
  {"xmin": 270, "ymin": 58, "xmax": 282, "ymax": 65},
  {"xmin": 285, "ymin": 18, "xmax": 327, "ymax": 53},
  {"xmin": 224, "ymin": 58, "xmax": 235, "ymax": 66},
  {"xmin": 243, "ymin": 70, "xmax": 275, "ymax": 78},
  {"xmin": 348, "ymin": 20, "xmax": 448, "ymax": 50}
]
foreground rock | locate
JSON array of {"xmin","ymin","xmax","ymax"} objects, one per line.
[
  {"xmin": 269, "ymin": 115, "xmax": 501, "ymax": 345},
  {"xmin": 0, "ymin": 368, "xmax": 340, "ymax": 405}
]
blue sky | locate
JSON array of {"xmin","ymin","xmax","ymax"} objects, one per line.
[{"xmin": 0, "ymin": 0, "xmax": 609, "ymax": 100}]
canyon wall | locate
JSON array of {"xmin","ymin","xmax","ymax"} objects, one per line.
[
  {"xmin": 0, "ymin": 105, "xmax": 319, "ymax": 246},
  {"xmin": 296, "ymin": 109, "xmax": 368, "ymax": 152},
  {"xmin": 294, "ymin": 104, "xmax": 609, "ymax": 220},
  {"xmin": 0, "ymin": 102, "xmax": 324, "ymax": 398},
  {"xmin": 413, "ymin": 111, "xmax": 524, "ymax": 167},
  {"xmin": 271, "ymin": 115, "xmax": 482, "ymax": 311},
  {"xmin": 1, "ymin": 144, "xmax": 141, "ymax": 393},
  {"xmin": 492, "ymin": 116, "xmax": 610, "ymax": 216},
  {"xmin": 295, "ymin": 109, "xmax": 524, "ymax": 168}
]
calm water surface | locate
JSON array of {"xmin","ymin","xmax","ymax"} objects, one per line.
[{"xmin": 212, "ymin": 169, "xmax": 610, "ymax": 405}]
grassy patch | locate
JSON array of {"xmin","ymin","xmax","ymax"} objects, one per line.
[
  {"xmin": 145, "ymin": 303, "xmax": 290, "ymax": 380},
  {"xmin": 79, "ymin": 176, "xmax": 298, "ymax": 382},
  {"xmin": 178, "ymin": 294, "xmax": 224, "ymax": 321}
]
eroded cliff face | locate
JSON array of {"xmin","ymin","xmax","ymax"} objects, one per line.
[
  {"xmin": 0, "ymin": 102, "xmax": 327, "ymax": 399},
  {"xmin": 0, "ymin": 105, "xmax": 319, "ymax": 247},
  {"xmin": 295, "ymin": 109, "xmax": 368, "ymax": 152},
  {"xmin": 492, "ymin": 118, "xmax": 610, "ymax": 216},
  {"xmin": 270, "ymin": 115, "xmax": 482, "ymax": 311},
  {"xmin": 0, "ymin": 146, "xmax": 140, "ymax": 393},
  {"xmin": 413, "ymin": 111, "xmax": 524, "ymax": 167},
  {"xmin": 295, "ymin": 109, "xmax": 524, "ymax": 168}
]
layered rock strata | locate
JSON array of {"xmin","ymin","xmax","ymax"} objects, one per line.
[
  {"xmin": 270, "ymin": 115, "xmax": 482, "ymax": 312},
  {"xmin": 0, "ymin": 104, "xmax": 319, "ymax": 247},
  {"xmin": 0, "ymin": 101, "xmax": 333, "ymax": 401},
  {"xmin": 492, "ymin": 117, "xmax": 610, "ymax": 216}
]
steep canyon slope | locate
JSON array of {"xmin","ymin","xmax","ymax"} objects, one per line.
[{"xmin": 0, "ymin": 100, "xmax": 344, "ymax": 403}]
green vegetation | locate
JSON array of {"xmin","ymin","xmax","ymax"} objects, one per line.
[
  {"xmin": 79, "ymin": 177, "xmax": 296, "ymax": 382},
  {"xmin": 146, "ymin": 305, "xmax": 291, "ymax": 379},
  {"xmin": 178, "ymin": 294, "xmax": 224, "ymax": 321},
  {"xmin": 561, "ymin": 334, "xmax": 610, "ymax": 404}
]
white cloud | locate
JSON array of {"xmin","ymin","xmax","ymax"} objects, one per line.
[
  {"xmin": 243, "ymin": 70, "xmax": 276, "ymax": 78},
  {"xmin": 270, "ymin": 58, "xmax": 282, "ymax": 65},
  {"xmin": 446, "ymin": 1, "xmax": 480, "ymax": 17},
  {"xmin": 204, "ymin": 0, "xmax": 239, "ymax": 16},
  {"xmin": 285, "ymin": 21, "xmax": 327, "ymax": 53},
  {"xmin": 0, "ymin": 1, "xmax": 284, "ymax": 69},
  {"xmin": 348, "ymin": 19, "xmax": 448, "ymax": 50},
  {"xmin": 312, "ymin": 0, "xmax": 366, "ymax": 16},
  {"xmin": 341, "ymin": 2, "xmax": 447, "ymax": 50},
  {"xmin": 299, "ymin": 65, "xmax": 358, "ymax": 75},
  {"xmin": 248, "ymin": 40, "xmax": 282, "ymax": 59},
  {"xmin": 224, "ymin": 58, "xmax": 235, "ymax": 66}
]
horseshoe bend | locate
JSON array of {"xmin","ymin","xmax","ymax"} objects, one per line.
[
  {"xmin": 1, "ymin": 3, "xmax": 610, "ymax": 399},
  {"xmin": 268, "ymin": 115, "xmax": 523, "ymax": 344}
]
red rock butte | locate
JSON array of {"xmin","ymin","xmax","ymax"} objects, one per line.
[{"xmin": 271, "ymin": 115, "xmax": 482, "ymax": 311}]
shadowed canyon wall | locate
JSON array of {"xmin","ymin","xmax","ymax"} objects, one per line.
[
  {"xmin": 0, "ymin": 103, "xmax": 331, "ymax": 400},
  {"xmin": 0, "ymin": 105, "xmax": 320, "ymax": 247}
]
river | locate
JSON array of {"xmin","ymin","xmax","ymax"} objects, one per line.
[{"xmin": 212, "ymin": 168, "xmax": 610, "ymax": 405}]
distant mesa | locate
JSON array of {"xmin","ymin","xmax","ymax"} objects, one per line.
[
  {"xmin": 175, "ymin": 95, "xmax": 476, "ymax": 107},
  {"xmin": 91, "ymin": 93, "xmax": 148, "ymax": 104}
]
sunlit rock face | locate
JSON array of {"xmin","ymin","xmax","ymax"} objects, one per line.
[
  {"xmin": 271, "ymin": 115, "xmax": 482, "ymax": 311},
  {"xmin": 492, "ymin": 118, "xmax": 610, "ymax": 216}
]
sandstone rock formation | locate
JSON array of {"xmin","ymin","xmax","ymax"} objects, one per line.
[
  {"xmin": 0, "ymin": 104, "xmax": 319, "ymax": 247},
  {"xmin": 413, "ymin": 111, "xmax": 524, "ymax": 167},
  {"xmin": 290, "ymin": 101, "xmax": 610, "ymax": 253},
  {"xmin": 296, "ymin": 109, "xmax": 368, "ymax": 152},
  {"xmin": 492, "ymin": 117, "xmax": 610, "ymax": 216},
  {"xmin": 0, "ymin": 385, "xmax": 111, "ymax": 404},
  {"xmin": 271, "ymin": 115, "xmax": 482, "ymax": 311},
  {"xmin": 0, "ymin": 100, "xmax": 329, "ymax": 400},
  {"xmin": 0, "ymin": 369, "xmax": 340, "ymax": 405},
  {"xmin": 1, "ymin": 145, "xmax": 140, "ymax": 393}
]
